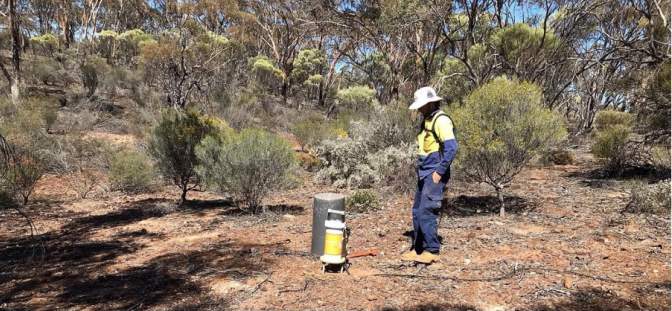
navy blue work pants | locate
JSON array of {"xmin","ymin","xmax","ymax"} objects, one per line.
[{"xmin": 411, "ymin": 173, "xmax": 447, "ymax": 254}]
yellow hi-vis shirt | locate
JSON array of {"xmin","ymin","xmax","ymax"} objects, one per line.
[{"xmin": 417, "ymin": 110, "xmax": 455, "ymax": 156}]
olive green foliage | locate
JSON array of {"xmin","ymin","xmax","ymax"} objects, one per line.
[
  {"xmin": 336, "ymin": 85, "xmax": 377, "ymax": 112},
  {"xmin": 435, "ymin": 58, "xmax": 472, "ymax": 102},
  {"xmin": 30, "ymin": 57, "xmax": 63, "ymax": 86},
  {"xmin": 452, "ymin": 78, "xmax": 567, "ymax": 214},
  {"xmin": 591, "ymin": 110, "xmax": 635, "ymax": 174},
  {"xmin": 346, "ymin": 189, "xmax": 380, "ymax": 213},
  {"xmin": 81, "ymin": 56, "xmax": 110, "ymax": 97},
  {"xmin": 491, "ymin": 23, "xmax": 562, "ymax": 64},
  {"xmin": 591, "ymin": 125, "xmax": 633, "ymax": 173},
  {"xmin": 0, "ymin": 99, "xmax": 61, "ymax": 205},
  {"xmin": 148, "ymin": 109, "xmax": 227, "ymax": 203},
  {"xmin": 637, "ymin": 60, "xmax": 671, "ymax": 137},
  {"xmin": 1, "ymin": 152, "xmax": 44, "ymax": 206},
  {"xmin": 109, "ymin": 149, "xmax": 156, "ymax": 194},
  {"xmin": 649, "ymin": 145, "xmax": 671, "ymax": 172},
  {"xmin": 195, "ymin": 128, "xmax": 296, "ymax": 212},
  {"xmin": 292, "ymin": 48, "xmax": 325, "ymax": 84},
  {"xmin": 140, "ymin": 22, "xmax": 232, "ymax": 108},
  {"xmin": 542, "ymin": 148, "xmax": 575, "ymax": 165},
  {"xmin": 249, "ymin": 55, "xmax": 285, "ymax": 82},
  {"xmin": 30, "ymin": 33, "xmax": 59, "ymax": 54},
  {"xmin": 625, "ymin": 179, "xmax": 671, "ymax": 214},
  {"xmin": 290, "ymin": 117, "xmax": 344, "ymax": 151},
  {"xmin": 594, "ymin": 110, "xmax": 634, "ymax": 131}
]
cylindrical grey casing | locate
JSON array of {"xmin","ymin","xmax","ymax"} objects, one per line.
[{"xmin": 311, "ymin": 193, "xmax": 346, "ymax": 257}]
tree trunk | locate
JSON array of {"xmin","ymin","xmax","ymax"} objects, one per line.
[
  {"xmin": 281, "ymin": 80, "xmax": 290, "ymax": 105},
  {"xmin": 496, "ymin": 184, "xmax": 505, "ymax": 217},
  {"xmin": 180, "ymin": 186, "xmax": 188, "ymax": 206},
  {"xmin": 9, "ymin": 0, "xmax": 21, "ymax": 104},
  {"xmin": 318, "ymin": 81, "xmax": 325, "ymax": 107}
]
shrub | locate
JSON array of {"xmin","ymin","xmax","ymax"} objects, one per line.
[
  {"xmin": 348, "ymin": 104, "xmax": 415, "ymax": 149},
  {"xmin": 290, "ymin": 117, "xmax": 342, "ymax": 151},
  {"xmin": 297, "ymin": 151, "xmax": 321, "ymax": 172},
  {"xmin": 196, "ymin": 128, "xmax": 296, "ymax": 213},
  {"xmin": 80, "ymin": 56, "xmax": 110, "ymax": 97},
  {"xmin": 291, "ymin": 48, "xmax": 325, "ymax": 83},
  {"xmin": 314, "ymin": 138, "xmax": 373, "ymax": 188},
  {"xmin": 109, "ymin": 149, "xmax": 156, "ymax": 193},
  {"xmin": 542, "ymin": 148, "xmax": 575, "ymax": 165},
  {"xmin": 594, "ymin": 110, "xmax": 633, "ymax": 131},
  {"xmin": 347, "ymin": 190, "xmax": 380, "ymax": 213},
  {"xmin": 30, "ymin": 57, "xmax": 62, "ymax": 86},
  {"xmin": 148, "ymin": 109, "xmax": 228, "ymax": 204},
  {"xmin": 1, "ymin": 150, "xmax": 45, "ymax": 206},
  {"xmin": 315, "ymin": 104, "xmax": 417, "ymax": 190},
  {"xmin": 452, "ymin": 77, "xmax": 567, "ymax": 216},
  {"xmin": 625, "ymin": 180, "xmax": 670, "ymax": 214},
  {"xmin": 61, "ymin": 136, "xmax": 108, "ymax": 199},
  {"xmin": 336, "ymin": 85, "xmax": 377, "ymax": 112},
  {"xmin": 650, "ymin": 145, "xmax": 671, "ymax": 172},
  {"xmin": 30, "ymin": 33, "xmax": 59, "ymax": 55},
  {"xmin": 591, "ymin": 125, "xmax": 633, "ymax": 174},
  {"xmin": 367, "ymin": 143, "xmax": 416, "ymax": 194},
  {"xmin": 249, "ymin": 55, "xmax": 285, "ymax": 90}
]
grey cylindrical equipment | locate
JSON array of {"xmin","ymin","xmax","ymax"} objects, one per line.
[{"xmin": 311, "ymin": 193, "xmax": 345, "ymax": 257}]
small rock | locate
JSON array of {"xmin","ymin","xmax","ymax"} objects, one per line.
[
  {"xmin": 464, "ymin": 258, "xmax": 471, "ymax": 265},
  {"xmin": 283, "ymin": 214, "xmax": 296, "ymax": 220},
  {"xmin": 563, "ymin": 276, "xmax": 573, "ymax": 288},
  {"xmin": 483, "ymin": 305, "xmax": 506, "ymax": 311}
]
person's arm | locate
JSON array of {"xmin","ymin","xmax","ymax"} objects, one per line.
[{"xmin": 434, "ymin": 116, "xmax": 458, "ymax": 177}]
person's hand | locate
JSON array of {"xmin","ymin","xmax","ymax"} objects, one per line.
[{"xmin": 432, "ymin": 171, "xmax": 441, "ymax": 184}]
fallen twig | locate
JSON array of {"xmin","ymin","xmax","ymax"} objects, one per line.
[
  {"xmin": 250, "ymin": 272, "xmax": 273, "ymax": 295},
  {"xmin": 278, "ymin": 279, "xmax": 311, "ymax": 295}
]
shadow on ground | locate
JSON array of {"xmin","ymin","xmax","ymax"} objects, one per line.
[
  {"xmin": 380, "ymin": 304, "xmax": 477, "ymax": 311},
  {"xmin": 0, "ymin": 197, "xmax": 285, "ymax": 310},
  {"xmin": 379, "ymin": 287, "xmax": 669, "ymax": 311},
  {"xmin": 565, "ymin": 165, "xmax": 670, "ymax": 187},
  {"xmin": 442, "ymin": 194, "xmax": 536, "ymax": 217},
  {"xmin": 219, "ymin": 204, "xmax": 304, "ymax": 216}
]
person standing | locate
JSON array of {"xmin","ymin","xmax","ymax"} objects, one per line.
[{"xmin": 402, "ymin": 86, "xmax": 458, "ymax": 264}]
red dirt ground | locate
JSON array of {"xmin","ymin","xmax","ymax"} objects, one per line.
[{"xmin": 0, "ymin": 144, "xmax": 669, "ymax": 310}]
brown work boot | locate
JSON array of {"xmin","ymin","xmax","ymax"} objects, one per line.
[
  {"xmin": 400, "ymin": 250, "xmax": 419, "ymax": 261},
  {"xmin": 414, "ymin": 252, "xmax": 439, "ymax": 264}
]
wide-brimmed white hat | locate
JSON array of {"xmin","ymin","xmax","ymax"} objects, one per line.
[{"xmin": 409, "ymin": 86, "xmax": 443, "ymax": 110}]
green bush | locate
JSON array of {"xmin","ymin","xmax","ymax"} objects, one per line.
[
  {"xmin": 290, "ymin": 117, "xmax": 343, "ymax": 151},
  {"xmin": 30, "ymin": 57, "xmax": 62, "ymax": 85},
  {"xmin": 196, "ymin": 128, "xmax": 296, "ymax": 213},
  {"xmin": 347, "ymin": 190, "xmax": 380, "ymax": 213},
  {"xmin": 109, "ymin": 149, "xmax": 156, "ymax": 194},
  {"xmin": 625, "ymin": 180, "xmax": 670, "ymax": 214},
  {"xmin": 650, "ymin": 145, "xmax": 671, "ymax": 172},
  {"xmin": 0, "ymin": 150, "xmax": 45, "ymax": 206},
  {"xmin": 336, "ymin": 85, "xmax": 377, "ymax": 112},
  {"xmin": 80, "ymin": 56, "xmax": 110, "ymax": 97},
  {"xmin": 452, "ymin": 77, "xmax": 567, "ymax": 216},
  {"xmin": 148, "ymin": 109, "xmax": 228, "ymax": 204},
  {"xmin": 591, "ymin": 125, "xmax": 632, "ymax": 174},
  {"xmin": 542, "ymin": 148, "xmax": 575, "ymax": 165},
  {"xmin": 594, "ymin": 110, "xmax": 633, "ymax": 131},
  {"xmin": 30, "ymin": 33, "xmax": 59, "ymax": 55}
]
